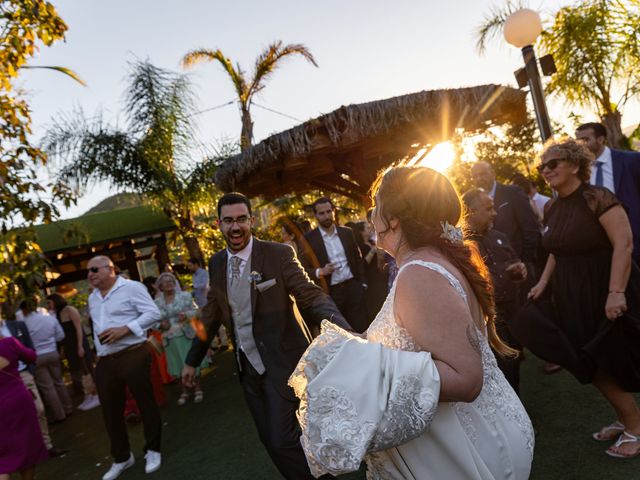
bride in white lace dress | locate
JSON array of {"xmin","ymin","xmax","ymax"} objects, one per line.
[{"xmin": 290, "ymin": 167, "xmax": 533, "ymax": 479}]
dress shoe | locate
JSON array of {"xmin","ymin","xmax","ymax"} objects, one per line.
[
  {"xmin": 144, "ymin": 450, "xmax": 161, "ymax": 474},
  {"xmin": 48, "ymin": 446, "xmax": 70, "ymax": 457},
  {"xmin": 102, "ymin": 452, "xmax": 135, "ymax": 480}
]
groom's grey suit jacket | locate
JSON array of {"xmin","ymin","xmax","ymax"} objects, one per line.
[{"xmin": 186, "ymin": 237, "xmax": 350, "ymax": 397}]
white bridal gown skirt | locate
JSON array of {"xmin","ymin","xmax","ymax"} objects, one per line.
[{"xmin": 290, "ymin": 321, "xmax": 533, "ymax": 480}]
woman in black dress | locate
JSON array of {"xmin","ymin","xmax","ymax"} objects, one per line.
[{"xmin": 514, "ymin": 138, "xmax": 640, "ymax": 458}]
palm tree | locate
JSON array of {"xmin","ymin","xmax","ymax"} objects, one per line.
[
  {"xmin": 476, "ymin": 0, "xmax": 640, "ymax": 149},
  {"xmin": 181, "ymin": 41, "xmax": 318, "ymax": 151},
  {"xmin": 44, "ymin": 60, "xmax": 224, "ymax": 263}
]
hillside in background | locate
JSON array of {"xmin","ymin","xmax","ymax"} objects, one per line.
[{"xmin": 83, "ymin": 193, "xmax": 145, "ymax": 215}]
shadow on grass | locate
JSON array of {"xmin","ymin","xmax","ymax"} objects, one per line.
[{"xmin": 35, "ymin": 349, "xmax": 638, "ymax": 480}]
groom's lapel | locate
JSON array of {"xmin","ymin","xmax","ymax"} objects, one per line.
[
  {"xmin": 213, "ymin": 250, "xmax": 230, "ymax": 316},
  {"xmin": 250, "ymin": 238, "xmax": 265, "ymax": 317}
]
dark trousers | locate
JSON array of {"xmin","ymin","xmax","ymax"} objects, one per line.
[
  {"xmin": 330, "ymin": 278, "xmax": 367, "ymax": 333},
  {"xmin": 495, "ymin": 301, "xmax": 521, "ymax": 395},
  {"xmin": 95, "ymin": 344, "xmax": 162, "ymax": 462},
  {"xmin": 238, "ymin": 351, "xmax": 314, "ymax": 480}
]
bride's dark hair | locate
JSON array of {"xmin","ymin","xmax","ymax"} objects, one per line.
[{"xmin": 371, "ymin": 166, "xmax": 515, "ymax": 356}]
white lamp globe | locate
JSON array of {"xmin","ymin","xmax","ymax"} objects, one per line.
[{"xmin": 503, "ymin": 9, "xmax": 543, "ymax": 48}]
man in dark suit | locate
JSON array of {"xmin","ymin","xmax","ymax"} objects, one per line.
[
  {"xmin": 463, "ymin": 189, "xmax": 528, "ymax": 393},
  {"xmin": 182, "ymin": 192, "xmax": 350, "ymax": 480},
  {"xmin": 471, "ymin": 162, "xmax": 540, "ymax": 265},
  {"xmin": 0, "ymin": 316, "xmax": 68, "ymax": 457},
  {"xmin": 576, "ymin": 122, "xmax": 640, "ymax": 262},
  {"xmin": 299, "ymin": 197, "xmax": 368, "ymax": 332}
]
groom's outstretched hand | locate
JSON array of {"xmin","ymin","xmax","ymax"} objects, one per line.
[{"xmin": 182, "ymin": 365, "xmax": 196, "ymax": 388}]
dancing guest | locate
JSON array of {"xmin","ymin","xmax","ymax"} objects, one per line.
[
  {"xmin": 291, "ymin": 166, "xmax": 533, "ymax": 478},
  {"xmin": 0, "ymin": 334, "xmax": 49, "ymax": 480},
  {"xmin": 0, "ymin": 316, "xmax": 68, "ymax": 458},
  {"xmin": 20, "ymin": 298, "xmax": 73, "ymax": 423},
  {"xmin": 351, "ymin": 220, "xmax": 388, "ymax": 325},
  {"xmin": 463, "ymin": 188, "xmax": 527, "ymax": 393},
  {"xmin": 46, "ymin": 293, "xmax": 99, "ymax": 411},
  {"xmin": 514, "ymin": 138, "xmax": 640, "ymax": 458},
  {"xmin": 87, "ymin": 256, "xmax": 163, "ymax": 479},
  {"xmin": 470, "ymin": 161, "xmax": 540, "ymax": 265},
  {"xmin": 155, "ymin": 272, "xmax": 207, "ymax": 406}
]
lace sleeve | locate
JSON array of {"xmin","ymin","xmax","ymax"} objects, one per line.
[
  {"xmin": 289, "ymin": 321, "xmax": 440, "ymax": 477},
  {"xmin": 583, "ymin": 185, "xmax": 620, "ymax": 217}
]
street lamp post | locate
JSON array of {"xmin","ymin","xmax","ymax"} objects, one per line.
[{"xmin": 504, "ymin": 9, "xmax": 553, "ymax": 142}]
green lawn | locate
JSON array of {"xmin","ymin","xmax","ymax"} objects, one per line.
[{"xmin": 32, "ymin": 350, "xmax": 639, "ymax": 480}]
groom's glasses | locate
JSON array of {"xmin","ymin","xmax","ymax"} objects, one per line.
[{"xmin": 220, "ymin": 215, "xmax": 250, "ymax": 226}]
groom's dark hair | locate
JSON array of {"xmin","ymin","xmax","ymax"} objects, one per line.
[{"xmin": 217, "ymin": 192, "xmax": 252, "ymax": 217}]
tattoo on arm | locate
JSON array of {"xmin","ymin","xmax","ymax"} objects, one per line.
[{"xmin": 466, "ymin": 325, "xmax": 482, "ymax": 356}]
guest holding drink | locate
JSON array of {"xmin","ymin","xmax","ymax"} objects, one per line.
[
  {"xmin": 155, "ymin": 273, "xmax": 208, "ymax": 406},
  {"xmin": 463, "ymin": 188, "xmax": 526, "ymax": 393}
]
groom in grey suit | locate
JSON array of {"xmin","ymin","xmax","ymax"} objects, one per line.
[{"xmin": 183, "ymin": 192, "xmax": 350, "ymax": 480}]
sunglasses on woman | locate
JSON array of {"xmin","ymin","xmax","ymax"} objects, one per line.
[{"xmin": 535, "ymin": 157, "xmax": 562, "ymax": 174}]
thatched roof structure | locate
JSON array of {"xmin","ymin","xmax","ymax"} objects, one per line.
[{"xmin": 215, "ymin": 84, "xmax": 527, "ymax": 200}]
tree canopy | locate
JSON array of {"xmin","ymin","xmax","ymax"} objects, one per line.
[
  {"xmin": 476, "ymin": 0, "xmax": 640, "ymax": 149},
  {"xmin": 0, "ymin": 0, "xmax": 78, "ymax": 313},
  {"xmin": 45, "ymin": 60, "xmax": 226, "ymax": 263}
]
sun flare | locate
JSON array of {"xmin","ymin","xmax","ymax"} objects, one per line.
[{"xmin": 417, "ymin": 141, "xmax": 456, "ymax": 174}]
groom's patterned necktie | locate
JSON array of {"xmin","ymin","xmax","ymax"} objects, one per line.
[{"xmin": 230, "ymin": 255, "xmax": 242, "ymax": 286}]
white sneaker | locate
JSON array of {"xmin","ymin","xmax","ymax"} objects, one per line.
[
  {"xmin": 76, "ymin": 395, "xmax": 91, "ymax": 411},
  {"xmin": 144, "ymin": 450, "xmax": 161, "ymax": 474},
  {"xmin": 81, "ymin": 394, "xmax": 101, "ymax": 410},
  {"xmin": 102, "ymin": 452, "xmax": 134, "ymax": 480}
]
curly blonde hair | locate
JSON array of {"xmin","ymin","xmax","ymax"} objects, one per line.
[{"xmin": 540, "ymin": 136, "xmax": 594, "ymax": 182}]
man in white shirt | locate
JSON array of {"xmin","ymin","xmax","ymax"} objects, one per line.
[
  {"xmin": 300, "ymin": 197, "xmax": 368, "ymax": 332},
  {"xmin": 87, "ymin": 255, "xmax": 162, "ymax": 480},
  {"xmin": 21, "ymin": 299, "xmax": 73, "ymax": 423}
]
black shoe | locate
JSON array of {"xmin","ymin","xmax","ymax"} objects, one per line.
[{"xmin": 48, "ymin": 447, "xmax": 70, "ymax": 457}]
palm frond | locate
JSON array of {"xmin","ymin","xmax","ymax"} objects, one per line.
[
  {"xmin": 181, "ymin": 49, "xmax": 248, "ymax": 103},
  {"xmin": 476, "ymin": 0, "xmax": 530, "ymax": 54},
  {"xmin": 44, "ymin": 111, "xmax": 165, "ymax": 194},
  {"xmin": 249, "ymin": 41, "xmax": 318, "ymax": 100},
  {"xmin": 22, "ymin": 65, "xmax": 86, "ymax": 86}
]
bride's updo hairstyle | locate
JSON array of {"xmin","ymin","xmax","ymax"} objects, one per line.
[{"xmin": 371, "ymin": 166, "xmax": 514, "ymax": 356}]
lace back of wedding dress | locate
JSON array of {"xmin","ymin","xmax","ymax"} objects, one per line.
[{"xmin": 368, "ymin": 260, "xmax": 534, "ymax": 457}]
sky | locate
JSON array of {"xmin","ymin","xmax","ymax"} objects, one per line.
[{"xmin": 19, "ymin": 0, "xmax": 639, "ymax": 219}]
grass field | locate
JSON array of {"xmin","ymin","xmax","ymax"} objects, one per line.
[{"xmin": 33, "ymin": 349, "xmax": 639, "ymax": 480}]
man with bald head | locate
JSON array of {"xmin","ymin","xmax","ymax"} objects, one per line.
[
  {"xmin": 470, "ymin": 161, "xmax": 540, "ymax": 264},
  {"xmin": 87, "ymin": 255, "xmax": 162, "ymax": 480}
]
